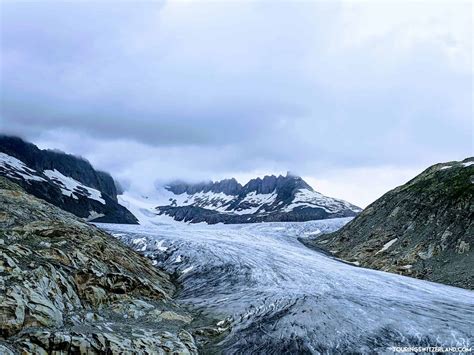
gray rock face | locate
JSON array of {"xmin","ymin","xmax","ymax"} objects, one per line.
[
  {"xmin": 241, "ymin": 173, "xmax": 312, "ymax": 195},
  {"xmin": 0, "ymin": 177, "xmax": 199, "ymax": 354},
  {"xmin": 158, "ymin": 173, "xmax": 361, "ymax": 224},
  {"xmin": 0, "ymin": 135, "xmax": 117, "ymax": 199},
  {"xmin": 304, "ymin": 158, "xmax": 474, "ymax": 289},
  {"xmin": 0, "ymin": 135, "xmax": 137, "ymax": 224},
  {"xmin": 167, "ymin": 178, "xmax": 242, "ymax": 196}
]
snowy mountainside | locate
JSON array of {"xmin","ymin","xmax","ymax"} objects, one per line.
[
  {"xmin": 120, "ymin": 173, "xmax": 361, "ymax": 224},
  {"xmin": 0, "ymin": 137, "xmax": 137, "ymax": 224},
  {"xmin": 0, "ymin": 153, "xmax": 106, "ymax": 204}
]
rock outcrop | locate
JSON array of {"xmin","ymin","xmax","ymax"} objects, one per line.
[
  {"xmin": 0, "ymin": 135, "xmax": 137, "ymax": 224},
  {"xmin": 0, "ymin": 177, "xmax": 198, "ymax": 353},
  {"xmin": 304, "ymin": 158, "xmax": 474, "ymax": 289},
  {"xmin": 166, "ymin": 178, "xmax": 242, "ymax": 196}
]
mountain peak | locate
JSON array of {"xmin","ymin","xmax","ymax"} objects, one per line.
[
  {"xmin": 150, "ymin": 171, "xmax": 359, "ymax": 224},
  {"xmin": 165, "ymin": 178, "xmax": 243, "ymax": 195},
  {"xmin": 242, "ymin": 173, "xmax": 313, "ymax": 195},
  {"xmin": 165, "ymin": 173, "xmax": 315, "ymax": 197}
]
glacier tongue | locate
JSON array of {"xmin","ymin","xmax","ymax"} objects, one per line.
[{"xmin": 101, "ymin": 219, "xmax": 473, "ymax": 354}]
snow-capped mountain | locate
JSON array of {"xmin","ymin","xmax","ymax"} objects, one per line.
[
  {"xmin": 120, "ymin": 174, "xmax": 361, "ymax": 224},
  {"xmin": 0, "ymin": 135, "xmax": 360, "ymax": 225},
  {"xmin": 0, "ymin": 135, "xmax": 137, "ymax": 224}
]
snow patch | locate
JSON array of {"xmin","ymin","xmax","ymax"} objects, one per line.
[
  {"xmin": 159, "ymin": 188, "xmax": 235, "ymax": 213},
  {"xmin": 85, "ymin": 211, "xmax": 105, "ymax": 221},
  {"xmin": 132, "ymin": 237, "xmax": 148, "ymax": 252},
  {"xmin": 441, "ymin": 161, "xmax": 473, "ymax": 170},
  {"xmin": 44, "ymin": 169, "xmax": 105, "ymax": 204},
  {"xmin": 346, "ymin": 260, "xmax": 360, "ymax": 266},
  {"xmin": 155, "ymin": 240, "xmax": 168, "ymax": 252},
  {"xmin": 0, "ymin": 153, "xmax": 46, "ymax": 183},
  {"xmin": 119, "ymin": 191, "xmax": 206, "ymax": 225},
  {"xmin": 375, "ymin": 238, "xmax": 398, "ymax": 255},
  {"xmin": 181, "ymin": 266, "xmax": 194, "ymax": 274},
  {"xmin": 284, "ymin": 188, "xmax": 361, "ymax": 213}
]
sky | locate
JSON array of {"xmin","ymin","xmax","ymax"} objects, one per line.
[{"xmin": 0, "ymin": 0, "xmax": 472, "ymax": 207}]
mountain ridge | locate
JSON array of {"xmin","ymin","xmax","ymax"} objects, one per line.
[
  {"xmin": 166, "ymin": 177, "xmax": 242, "ymax": 195},
  {"xmin": 123, "ymin": 173, "xmax": 361, "ymax": 224},
  {"xmin": 0, "ymin": 135, "xmax": 137, "ymax": 224},
  {"xmin": 303, "ymin": 157, "xmax": 474, "ymax": 289},
  {"xmin": 165, "ymin": 173, "xmax": 313, "ymax": 196},
  {"xmin": 0, "ymin": 135, "xmax": 118, "ymax": 200}
]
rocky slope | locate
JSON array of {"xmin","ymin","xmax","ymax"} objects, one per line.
[
  {"xmin": 124, "ymin": 173, "xmax": 361, "ymax": 224},
  {"xmin": 304, "ymin": 158, "xmax": 474, "ymax": 289},
  {"xmin": 0, "ymin": 177, "xmax": 202, "ymax": 354},
  {"xmin": 0, "ymin": 135, "xmax": 137, "ymax": 224}
]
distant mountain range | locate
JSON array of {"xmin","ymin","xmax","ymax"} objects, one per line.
[
  {"xmin": 0, "ymin": 135, "xmax": 361, "ymax": 225},
  {"xmin": 121, "ymin": 174, "xmax": 362, "ymax": 224},
  {"xmin": 0, "ymin": 135, "xmax": 137, "ymax": 224}
]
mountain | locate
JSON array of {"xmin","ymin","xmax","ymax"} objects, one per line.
[
  {"xmin": 0, "ymin": 135, "xmax": 137, "ymax": 224},
  {"xmin": 121, "ymin": 173, "xmax": 361, "ymax": 224},
  {"xmin": 0, "ymin": 176, "xmax": 207, "ymax": 353},
  {"xmin": 303, "ymin": 158, "xmax": 474, "ymax": 289}
]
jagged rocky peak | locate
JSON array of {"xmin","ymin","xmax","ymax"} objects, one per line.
[
  {"xmin": 141, "ymin": 172, "xmax": 361, "ymax": 224},
  {"xmin": 165, "ymin": 173, "xmax": 313, "ymax": 197},
  {"xmin": 242, "ymin": 172, "xmax": 313, "ymax": 195},
  {"xmin": 166, "ymin": 177, "xmax": 243, "ymax": 195},
  {"xmin": 213, "ymin": 178, "xmax": 243, "ymax": 195}
]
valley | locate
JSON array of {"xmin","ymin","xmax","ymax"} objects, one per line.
[{"xmin": 102, "ymin": 219, "xmax": 474, "ymax": 354}]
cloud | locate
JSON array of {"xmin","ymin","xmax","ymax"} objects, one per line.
[
  {"xmin": 304, "ymin": 166, "xmax": 424, "ymax": 208},
  {"xmin": 1, "ymin": 0, "xmax": 472, "ymax": 206}
]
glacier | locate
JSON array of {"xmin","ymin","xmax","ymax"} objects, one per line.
[{"xmin": 100, "ymin": 219, "xmax": 474, "ymax": 354}]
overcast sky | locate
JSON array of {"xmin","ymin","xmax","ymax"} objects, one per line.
[{"xmin": 1, "ymin": 0, "xmax": 472, "ymax": 207}]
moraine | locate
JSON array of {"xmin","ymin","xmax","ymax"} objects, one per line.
[{"xmin": 100, "ymin": 219, "xmax": 474, "ymax": 354}]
